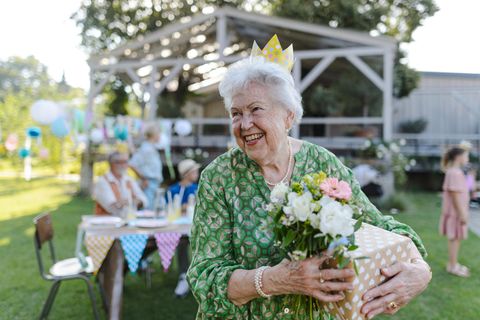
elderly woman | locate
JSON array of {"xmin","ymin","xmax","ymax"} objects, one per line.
[{"xmin": 187, "ymin": 46, "xmax": 431, "ymax": 319}]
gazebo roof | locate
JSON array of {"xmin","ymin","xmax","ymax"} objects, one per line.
[{"xmin": 89, "ymin": 6, "xmax": 396, "ymax": 70}]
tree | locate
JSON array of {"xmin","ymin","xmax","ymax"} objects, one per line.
[{"xmin": 0, "ymin": 56, "xmax": 85, "ymax": 174}]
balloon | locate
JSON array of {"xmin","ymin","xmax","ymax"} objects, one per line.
[
  {"xmin": 155, "ymin": 132, "xmax": 170, "ymax": 150},
  {"xmin": 75, "ymin": 134, "xmax": 88, "ymax": 144},
  {"xmin": 39, "ymin": 148, "xmax": 49, "ymax": 159},
  {"xmin": 18, "ymin": 148, "xmax": 30, "ymax": 158},
  {"xmin": 51, "ymin": 117, "xmax": 70, "ymax": 138},
  {"xmin": 174, "ymin": 120, "xmax": 192, "ymax": 136},
  {"xmin": 114, "ymin": 125, "xmax": 128, "ymax": 141},
  {"xmin": 5, "ymin": 134, "xmax": 18, "ymax": 151},
  {"xmin": 30, "ymin": 100, "xmax": 61, "ymax": 125},
  {"xmin": 73, "ymin": 109, "xmax": 85, "ymax": 133},
  {"xmin": 116, "ymin": 142, "xmax": 129, "ymax": 153},
  {"xmin": 90, "ymin": 128, "xmax": 104, "ymax": 144},
  {"xmin": 27, "ymin": 127, "xmax": 41, "ymax": 138}
]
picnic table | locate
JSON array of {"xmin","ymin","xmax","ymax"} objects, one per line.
[{"xmin": 75, "ymin": 216, "xmax": 191, "ymax": 320}]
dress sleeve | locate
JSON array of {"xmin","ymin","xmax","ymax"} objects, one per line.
[
  {"xmin": 443, "ymin": 169, "xmax": 466, "ymax": 192},
  {"xmin": 130, "ymin": 178, "xmax": 148, "ymax": 208},
  {"xmin": 187, "ymin": 168, "xmax": 247, "ymax": 318},
  {"xmin": 322, "ymin": 150, "xmax": 427, "ymax": 258}
]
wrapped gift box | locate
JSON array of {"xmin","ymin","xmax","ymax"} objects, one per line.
[{"xmin": 323, "ymin": 222, "xmax": 416, "ymax": 320}]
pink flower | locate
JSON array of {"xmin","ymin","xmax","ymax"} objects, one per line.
[{"xmin": 320, "ymin": 178, "xmax": 352, "ymax": 201}]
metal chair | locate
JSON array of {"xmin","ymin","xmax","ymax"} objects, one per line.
[{"xmin": 33, "ymin": 213, "xmax": 101, "ymax": 320}]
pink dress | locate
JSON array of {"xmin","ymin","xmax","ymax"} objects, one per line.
[{"xmin": 440, "ymin": 167, "xmax": 469, "ymax": 240}]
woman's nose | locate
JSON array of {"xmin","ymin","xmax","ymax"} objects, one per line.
[{"xmin": 241, "ymin": 114, "xmax": 253, "ymax": 130}]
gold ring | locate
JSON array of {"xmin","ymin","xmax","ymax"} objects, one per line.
[{"xmin": 387, "ymin": 301, "xmax": 398, "ymax": 310}]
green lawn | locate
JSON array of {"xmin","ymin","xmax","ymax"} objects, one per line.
[{"xmin": 0, "ymin": 177, "xmax": 478, "ymax": 319}]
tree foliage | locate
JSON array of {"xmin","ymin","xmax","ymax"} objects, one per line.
[
  {"xmin": 271, "ymin": 0, "xmax": 438, "ymax": 43},
  {"xmin": 0, "ymin": 56, "xmax": 85, "ymax": 173},
  {"xmin": 72, "ymin": 0, "xmax": 248, "ymax": 53}
]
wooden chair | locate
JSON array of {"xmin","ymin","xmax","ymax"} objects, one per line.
[{"xmin": 33, "ymin": 213, "xmax": 101, "ymax": 320}]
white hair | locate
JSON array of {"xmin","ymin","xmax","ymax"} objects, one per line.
[{"xmin": 218, "ymin": 57, "xmax": 303, "ymax": 124}]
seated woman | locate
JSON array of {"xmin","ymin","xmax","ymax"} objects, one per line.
[
  {"xmin": 187, "ymin": 36, "xmax": 431, "ymax": 319},
  {"xmin": 93, "ymin": 151, "xmax": 147, "ymax": 217}
]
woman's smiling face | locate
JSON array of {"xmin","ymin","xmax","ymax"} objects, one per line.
[{"xmin": 230, "ymin": 82, "xmax": 293, "ymax": 164}]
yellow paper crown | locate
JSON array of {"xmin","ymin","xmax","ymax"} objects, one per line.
[{"xmin": 250, "ymin": 34, "xmax": 294, "ymax": 72}]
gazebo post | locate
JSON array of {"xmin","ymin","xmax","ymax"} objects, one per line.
[{"xmin": 383, "ymin": 50, "xmax": 394, "ymax": 141}]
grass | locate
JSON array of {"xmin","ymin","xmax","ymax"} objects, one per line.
[{"xmin": 0, "ymin": 177, "xmax": 479, "ymax": 319}]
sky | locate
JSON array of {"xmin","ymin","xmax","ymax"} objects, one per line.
[{"xmin": 0, "ymin": 0, "xmax": 479, "ymax": 90}]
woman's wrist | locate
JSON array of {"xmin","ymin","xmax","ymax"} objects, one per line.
[
  {"xmin": 410, "ymin": 258, "xmax": 432, "ymax": 282},
  {"xmin": 262, "ymin": 262, "xmax": 291, "ymax": 296}
]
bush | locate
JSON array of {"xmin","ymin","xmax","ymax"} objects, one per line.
[
  {"xmin": 399, "ymin": 118, "xmax": 428, "ymax": 133},
  {"xmin": 378, "ymin": 193, "xmax": 409, "ymax": 213}
]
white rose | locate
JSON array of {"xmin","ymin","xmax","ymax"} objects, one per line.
[
  {"xmin": 319, "ymin": 201, "xmax": 355, "ymax": 237},
  {"xmin": 309, "ymin": 212, "xmax": 321, "ymax": 229},
  {"xmin": 291, "ymin": 192, "xmax": 313, "ymax": 222},
  {"xmin": 270, "ymin": 182, "xmax": 289, "ymax": 204},
  {"xmin": 319, "ymin": 195, "xmax": 335, "ymax": 207}
]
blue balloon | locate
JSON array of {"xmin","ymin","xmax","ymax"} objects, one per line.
[
  {"xmin": 19, "ymin": 148, "xmax": 30, "ymax": 158},
  {"xmin": 27, "ymin": 127, "xmax": 41, "ymax": 138},
  {"xmin": 51, "ymin": 117, "xmax": 70, "ymax": 138},
  {"xmin": 114, "ymin": 125, "xmax": 128, "ymax": 141}
]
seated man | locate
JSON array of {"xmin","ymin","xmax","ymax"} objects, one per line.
[
  {"xmin": 94, "ymin": 151, "xmax": 148, "ymax": 217},
  {"xmin": 167, "ymin": 159, "xmax": 200, "ymax": 298}
]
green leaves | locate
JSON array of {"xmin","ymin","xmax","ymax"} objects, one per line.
[{"xmin": 282, "ymin": 230, "xmax": 296, "ymax": 248}]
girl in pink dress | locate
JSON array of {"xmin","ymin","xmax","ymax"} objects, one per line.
[{"xmin": 439, "ymin": 147, "xmax": 470, "ymax": 277}]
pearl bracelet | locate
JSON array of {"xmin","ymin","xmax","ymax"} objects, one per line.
[{"xmin": 254, "ymin": 266, "xmax": 272, "ymax": 298}]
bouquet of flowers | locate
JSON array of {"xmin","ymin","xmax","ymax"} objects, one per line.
[{"xmin": 266, "ymin": 171, "xmax": 364, "ymax": 319}]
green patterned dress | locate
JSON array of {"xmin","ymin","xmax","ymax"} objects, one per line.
[{"xmin": 187, "ymin": 141, "xmax": 426, "ymax": 320}]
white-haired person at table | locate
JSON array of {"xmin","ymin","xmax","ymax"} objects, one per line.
[{"xmin": 94, "ymin": 151, "xmax": 148, "ymax": 216}]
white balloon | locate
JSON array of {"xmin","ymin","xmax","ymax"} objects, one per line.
[
  {"xmin": 155, "ymin": 132, "xmax": 171, "ymax": 150},
  {"xmin": 76, "ymin": 134, "xmax": 88, "ymax": 144},
  {"xmin": 174, "ymin": 119, "xmax": 192, "ymax": 136},
  {"xmin": 90, "ymin": 128, "xmax": 104, "ymax": 144},
  {"xmin": 30, "ymin": 100, "xmax": 61, "ymax": 125}
]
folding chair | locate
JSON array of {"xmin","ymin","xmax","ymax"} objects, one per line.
[{"xmin": 33, "ymin": 213, "xmax": 101, "ymax": 320}]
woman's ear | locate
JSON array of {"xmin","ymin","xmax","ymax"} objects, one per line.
[{"xmin": 285, "ymin": 110, "xmax": 295, "ymax": 131}]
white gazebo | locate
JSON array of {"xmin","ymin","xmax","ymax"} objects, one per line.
[{"xmin": 81, "ymin": 6, "xmax": 397, "ymax": 193}]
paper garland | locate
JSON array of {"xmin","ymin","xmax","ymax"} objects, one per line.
[
  {"xmin": 154, "ymin": 232, "xmax": 182, "ymax": 272},
  {"xmin": 84, "ymin": 232, "xmax": 184, "ymax": 274},
  {"xmin": 84, "ymin": 234, "xmax": 115, "ymax": 274},
  {"xmin": 119, "ymin": 234, "xmax": 149, "ymax": 273}
]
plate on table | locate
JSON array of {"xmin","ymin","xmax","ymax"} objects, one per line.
[
  {"xmin": 172, "ymin": 216, "xmax": 193, "ymax": 225},
  {"xmin": 85, "ymin": 216, "xmax": 124, "ymax": 227},
  {"xmin": 131, "ymin": 219, "xmax": 169, "ymax": 228},
  {"xmin": 135, "ymin": 210, "xmax": 156, "ymax": 218}
]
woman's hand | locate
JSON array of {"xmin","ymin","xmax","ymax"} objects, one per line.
[
  {"xmin": 263, "ymin": 256, "xmax": 355, "ymax": 303},
  {"xmin": 361, "ymin": 260, "xmax": 431, "ymax": 319}
]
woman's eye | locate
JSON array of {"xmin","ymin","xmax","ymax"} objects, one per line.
[{"xmin": 252, "ymin": 107, "xmax": 262, "ymax": 112}]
